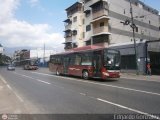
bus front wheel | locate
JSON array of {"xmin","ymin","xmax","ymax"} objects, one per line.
[{"xmin": 82, "ymin": 70, "xmax": 89, "ymax": 80}]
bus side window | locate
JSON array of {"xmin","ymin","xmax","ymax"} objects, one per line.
[
  {"xmin": 81, "ymin": 53, "xmax": 92, "ymax": 66},
  {"xmin": 69, "ymin": 55, "xmax": 75, "ymax": 66},
  {"xmin": 75, "ymin": 55, "xmax": 81, "ymax": 65}
]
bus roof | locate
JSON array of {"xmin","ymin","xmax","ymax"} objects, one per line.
[
  {"xmin": 73, "ymin": 45, "xmax": 104, "ymax": 52},
  {"xmin": 51, "ymin": 45, "xmax": 105, "ymax": 56}
]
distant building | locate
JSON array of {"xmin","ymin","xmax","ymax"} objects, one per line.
[
  {"xmin": 64, "ymin": 0, "xmax": 160, "ymax": 74},
  {"xmin": 13, "ymin": 49, "xmax": 55, "ymax": 66}
]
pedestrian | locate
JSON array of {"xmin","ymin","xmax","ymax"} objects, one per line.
[{"xmin": 147, "ymin": 63, "xmax": 151, "ymax": 75}]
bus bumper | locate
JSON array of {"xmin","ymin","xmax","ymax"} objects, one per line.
[{"xmin": 102, "ymin": 72, "xmax": 120, "ymax": 79}]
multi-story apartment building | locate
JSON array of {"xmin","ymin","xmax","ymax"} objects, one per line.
[
  {"xmin": 64, "ymin": 0, "xmax": 160, "ymax": 74},
  {"xmin": 64, "ymin": 2, "xmax": 84, "ymax": 50}
]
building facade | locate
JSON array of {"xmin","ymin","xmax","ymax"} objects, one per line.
[{"xmin": 64, "ymin": 0, "xmax": 160, "ymax": 74}]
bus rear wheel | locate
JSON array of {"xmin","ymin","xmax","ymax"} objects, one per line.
[{"xmin": 82, "ymin": 70, "xmax": 89, "ymax": 80}]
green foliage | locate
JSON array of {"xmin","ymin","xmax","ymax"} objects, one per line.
[{"xmin": 0, "ymin": 54, "xmax": 11, "ymax": 65}]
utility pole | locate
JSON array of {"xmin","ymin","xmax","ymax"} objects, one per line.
[{"xmin": 129, "ymin": 0, "xmax": 139, "ymax": 75}]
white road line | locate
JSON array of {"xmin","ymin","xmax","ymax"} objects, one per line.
[
  {"xmin": 36, "ymin": 79, "xmax": 51, "ymax": 85},
  {"xmin": 79, "ymin": 92, "xmax": 159, "ymax": 119},
  {"xmin": 14, "ymin": 93, "xmax": 24, "ymax": 102},
  {"xmin": 7, "ymin": 84, "xmax": 12, "ymax": 90},
  {"xmin": 14, "ymin": 72, "xmax": 51, "ymax": 85},
  {"xmin": 7, "ymin": 84, "xmax": 24, "ymax": 102},
  {"xmin": 97, "ymin": 98, "xmax": 160, "ymax": 119},
  {"xmin": 32, "ymin": 72, "xmax": 160, "ymax": 97},
  {"xmin": 0, "ymin": 75, "xmax": 7, "ymax": 84},
  {"xmin": 80, "ymin": 93, "xmax": 86, "ymax": 96}
]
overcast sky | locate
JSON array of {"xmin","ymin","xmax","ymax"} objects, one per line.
[{"xmin": 0, "ymin": 0, "xmax": 159, "ymax": 49}]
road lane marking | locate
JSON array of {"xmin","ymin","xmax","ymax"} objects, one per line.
[
  {"xmin": 14, "ymin": 93, "xmax": 24, "ymax": 102},
  {"xmin": 78, "ymin": 92, "xmax": 160, "ymax": 119},
  {"xmin": 80, "ymin": 93, "xmax": 86, "ymax": 96},
  {"xmin": 7, "ymin": 84, "xmax": 24, "ymax": 102},
  {"xmin": 0, "ymin": 75, "xmax": 7, "ymax": 84},
  {"xmin": 97, "ymin": 98, "xmax": 160, "ymax": 119},
  {"xmin": 32, "ymin": 72, "xmax": 160, "ymax": 97},
  {"xmin": 7, "ymin": 84, "xmax": 12, "ymax": 90},
  {"xmin": 36, "ymin": 79, "xmax": 51, "ymax": 85},
  {"xmin": 14, "ymin": 72, "xmax": 51, "ymax": 85},
  {"xmin": 10, "ymin": 71, "xmax": 160, "ymax": 118}
]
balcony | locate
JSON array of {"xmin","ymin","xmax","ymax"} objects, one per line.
[
  {"xmin": 64, "ymin": 44, "xmax": 72, "ymax": 50},
  {"xmin": 92, "ymin": 9, "xmax": 109, "ymax": 20},
  {"xmin": 93, "ymin": 26, "xmax": 110, "ymax": 36},
  {"xmin": 65, "ymin": 24, "xmax": 72, "ymax": 31},
  {"xmin": 65, "ymin": 36, "xmax": 72, "ymax": 42}
]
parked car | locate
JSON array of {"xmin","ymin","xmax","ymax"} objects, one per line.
[
  {"xmin": 24, "ymin": 64, "xmax": 38, "ymax": 70},
  {"xmin": 7, "ymin": 64, "xmax": 15, "ymax": 71}
]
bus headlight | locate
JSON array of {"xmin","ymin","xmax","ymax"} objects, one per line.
[{"xmin": 103, "ymin": 72, "xmax": 109, "ymax": 76}]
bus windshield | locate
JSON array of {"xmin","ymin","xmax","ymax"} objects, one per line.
[{"xmin": 104, "ymin": 49, "xmax": 121, "ymax": 70}]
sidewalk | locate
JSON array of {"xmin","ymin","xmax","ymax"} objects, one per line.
[
  {"xmin": 121, "ymin": 72, "xmax": 160, "ymax": 81},
  {"xmin": 0, "ymin": 75, "xmax": 28, "ymax": 114}
]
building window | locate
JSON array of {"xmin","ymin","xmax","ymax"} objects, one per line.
[
  {"xmin": 149, "ymin": 20, "xmax": 151, "ymax": 24},
  {"xmin": 82, "ymin": 19, "xmax": 85, "ymax": 24},
  {"xmin": 135, "ymin": 27, "xmax": 138, "ymax": 32},
  {"xmin": 86, "ymin": 25, "xmax": 91, "ymax": 32},
  {"xmin": 92, "ymin": 1, "xmax": 108, "ymax": 13},
  {"xmin": 124, "ymin": 9, "xmax": 126, "ymax": 14},
  {"xmin": 103, "ymin": 1, "xmax": 109, "ymax": 10},
  {"xmin": 85, "ymin": 11, "xmax": 91, "ymax": 17},
  {"xmin": 72, "ymin": 30, "xmax": 77, "ymax": 36},
  {"xmin": 73, "ymin": 16, "xmax": 77, "ymax": 22},
  {"xmin": 83, "ymin": 32, "xmax": 85, "ymax": 38},
  {"xmin": 73, "ymin": 43, "xmax": 77, "ymax": 48},
  {"xmin": 100, "ymin": 22, "xmax": 104, "ymax": 27}
]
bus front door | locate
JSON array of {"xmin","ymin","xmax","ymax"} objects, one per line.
[
  {"xmin": 63, "ymin": 57, "xmax": 70, "ymax": 74},
  {"xmin": 93, "ymin": 51, "xmax": 102, "ymax": 77}
]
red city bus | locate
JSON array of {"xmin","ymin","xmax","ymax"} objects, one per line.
[{"xmin": 49, "ymin": 46, "xmax": 121, "ymax": 80}]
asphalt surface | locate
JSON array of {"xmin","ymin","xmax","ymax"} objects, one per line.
[{"xmin": 0, "ymin": 67, "xmax": 160, "ymax": 119}]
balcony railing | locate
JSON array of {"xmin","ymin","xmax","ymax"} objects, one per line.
[
  {"xmin": 93, "ymin": 26, "xmax": 109, "ymax": 35},
  {"xmin": 65, "ymin": 24, "xmax": 71, "ymax": 31},
  {"xmin": 92, "ymin": 9, "xmax": 108, "ymax": 20},
  {"xmin": 65, "ymin": 36, "xmax": 72, "ymax": 42},
  {"xmin": 64, "ymin": 45, "xmax": 72, "ymax": 50}
]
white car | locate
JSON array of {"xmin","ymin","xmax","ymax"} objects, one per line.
[{"xmin": 7, "ymin": 64, "xmax": 15, "ymax": 71}]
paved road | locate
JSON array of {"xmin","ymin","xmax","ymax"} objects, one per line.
[{"xmin": 0, "ymin": 67, "xmax": 160, "ymax": 119}]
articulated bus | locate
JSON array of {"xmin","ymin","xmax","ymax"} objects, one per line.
[{"xmin": 49, "ymin": 46, "xmax": 121, "ymax": 80}]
